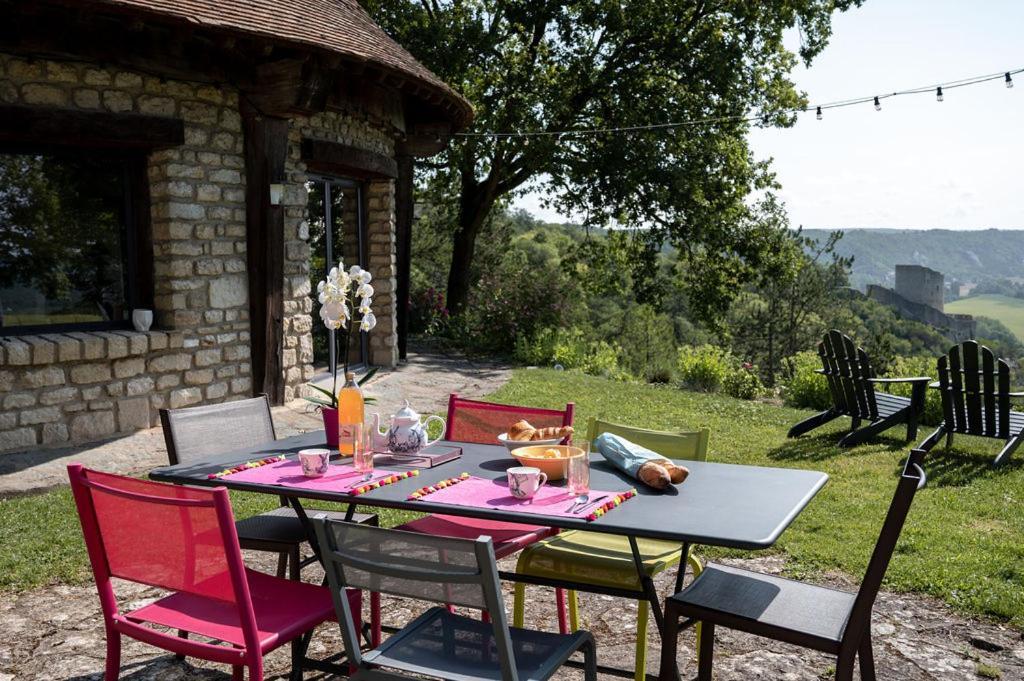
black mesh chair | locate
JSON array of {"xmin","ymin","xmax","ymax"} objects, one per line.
[
  {"xmin": 312, "ymin": 519, "xmax": 598, "ymax": 681},
  {"xmin": 159, "ymin": 395, "xmax": 376, "ymax": 579},
  {"xmin": 658, "ymin": 449, "xmax": 928, "ymax": 681}
]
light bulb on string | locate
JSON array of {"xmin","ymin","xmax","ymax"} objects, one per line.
[
  {"xmin": 1007, "ymin": 72, "xmax": 1014, "ymax": 89},
  {"xmin": 873, "ymin": 96, "xmax": 881, "ymax": 111},
  {"xmin": 816, "ymin": 106, "xmax": 823, "ymax": 120},
  {"xmin": 936, "ymin": 86, "xmax": 944, "ymax": 102}
]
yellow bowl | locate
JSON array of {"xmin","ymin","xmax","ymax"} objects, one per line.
[{"xmin": 509, "ymin": 445, "xmax": 584, "ymax": 481}]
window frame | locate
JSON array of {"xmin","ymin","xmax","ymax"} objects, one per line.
[{"xmin": 0, "ymin": 145, "xmax": 152, "ymax": 336}]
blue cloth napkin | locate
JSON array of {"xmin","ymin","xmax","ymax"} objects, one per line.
[{"xmin": 593, "ymin": 432, "xmax": 667, "ymax": 479}]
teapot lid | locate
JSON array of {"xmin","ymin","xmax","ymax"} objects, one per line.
[{"xmin": 393, "ymin": 400, "xmax": 419, "ymax": 421}]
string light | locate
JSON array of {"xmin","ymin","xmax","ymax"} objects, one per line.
[{"xmin": 454, "ymin": 65, "xmax": 1022, "ymax": 140}]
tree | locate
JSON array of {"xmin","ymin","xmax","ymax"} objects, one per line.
[
  {"xmin": 365, "ymin": 0, "xmax": 862, "ymax": 315},
  {"xmin": 727, "ymin": 197, "xmax": 851, "ymax": 385}
]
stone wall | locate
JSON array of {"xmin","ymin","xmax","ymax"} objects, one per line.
[
  {"xmin": 895, "ymin": 264, "xmax": 945, "ymax": 312},
  {"xmin": 0, "ymin": 54, "xmax": 402, "ymax": 452},
  {"xmin": 867, "ymin": 284, "xmax": 976, "ymax": 343}
]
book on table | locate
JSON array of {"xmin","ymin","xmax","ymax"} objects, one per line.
[{"xmin": 374, "ymin": 444, "xmax": 462, "ymax": 469}]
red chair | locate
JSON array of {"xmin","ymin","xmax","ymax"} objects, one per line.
[
  {"xmin": 67, "ymin": 464, "xmax": 357, "ymax": 681},
  {"xmin": 394, "ymin": 395, "xmax": 573, "ymax": 622}
]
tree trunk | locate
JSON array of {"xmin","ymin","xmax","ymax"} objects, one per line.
[{"xmin": 445, "ymin": 181, "xmax": 496, "ymax": 315}]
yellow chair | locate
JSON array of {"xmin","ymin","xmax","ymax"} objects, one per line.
[{"xmin": 512, "ymin": 418, "xmax": 710, "ymax": 681}]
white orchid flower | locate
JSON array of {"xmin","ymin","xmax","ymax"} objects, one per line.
[
  {"xmin": 360, "ymin": 312, "xmax": 377, "ymax": 331},
  {"xmin": 321, "ymin": 300, "xmax": 344, "ymax": 320},
  {"xmin": 349, "ymin": 264, "xmax": 364, "ymax": 279},
  {"xmin": 358, "ymin": 297, "xmax": 373, "ymax": 315},
  {"xmin": 356, "ymin": 283, "xmax": 374, "ymax": 299},
  {"xmin": 358, "ymin": 270, "xmax": 372, "ymax": 284}
]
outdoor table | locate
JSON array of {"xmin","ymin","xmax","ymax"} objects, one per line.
[{"xmin": 150, "ymin": 432, "xmax": 828, "ymax": 680}]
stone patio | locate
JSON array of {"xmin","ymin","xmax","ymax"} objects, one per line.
[{"xmin": 2, "ymin": 551, "xmax": 1021, "ymax": 680}]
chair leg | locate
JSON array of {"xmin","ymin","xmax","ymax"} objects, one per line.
[
  {"xmin": 370, "ymin": 591, "xmax": 382, "ymax": 647},
  {"xmin": 104, "ymin": 629, "xmax": 121, "ymax": 680},
  {"xmin": 657, "ymin": 604, "xmax": 680, "ymax": 681},
  {"xmin": 859, "ymin": 630, "xmax": 877, "ymax": 681},
  {"xmin": 513, "ymin": 583, "xmax": 526, "ymax": 628},
  {"xmin": 276, "ymin": 551, "xmax": 288, "ymax": 579},
  {"xmin": 568, "ymin": 589, "xmax": 580, "ymax": 632},
  {"xmin": 582, "ymin": 638, "xmax": 598, "ymax": 681},
  {"xmin": 994, "ymin": 434, "xmax": 1023, "ymax": 467},
  {"xmin": 290, "ymin": 632, "xmax": 310, "ymax": 681},
  {"xmin": 173, "ymin": 629, "xmax": 189, "ymax": 661},
  {"xmin": 555, "ymin": 587, "xmax": 568, "ymax": 634},
  {"xmin": 917, "ymin": 425, "xmax": 945, "ymax": 452},
  {"xmin": 634, "ymin": 600, "xmax": 649, "ymax": 681},
  {"xmin": 686, "ymin": 552, "xmax": 704, "ymax": 665},
  {"xmin": 787, "ymin": 409, "xmax": 840, "ymax": 438},
  {"xmin": 945, "ymin": 431, "xmax": 954, "ymax": 450},
  {"xmin": 232, "ymin": 666, "xmax": 244, "ymax": 681},
  {"xmin": 697, "ymin": 622, "xmax": 714, "ymax": 681},
  {"xmin": 289, "ymin": 545, "xmax": 301, "ymax": 581}
]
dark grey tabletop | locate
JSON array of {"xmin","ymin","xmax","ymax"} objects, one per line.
[{"xmin": 149, "ymin": 432, "xmax": 828, "ymax": 551}]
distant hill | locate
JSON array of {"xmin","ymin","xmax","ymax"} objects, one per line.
[
  {"xmin": 800, "ymin": 228, "xmax": 1024, "ymax": 291},
  {"xmin": 947, "ymin": 294, "xmax": 1024, "ymax": 342}
]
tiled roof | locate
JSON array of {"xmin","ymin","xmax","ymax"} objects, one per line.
[{"xmin": 91, "ymin": 0, "xmax": 472, "ymax": 125}]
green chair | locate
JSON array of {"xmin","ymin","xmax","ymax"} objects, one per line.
[{"xmin": 512, "ymin": 417, "xmax": 710, "ymax": 681}]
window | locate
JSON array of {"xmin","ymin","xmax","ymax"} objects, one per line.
[{"xmin": 0, "ymin": 150, "xmax": 145, "ymax": 333}]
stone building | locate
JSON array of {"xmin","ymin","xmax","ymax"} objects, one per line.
[
  {"xmin": 867, "ymin": 265, "xmax": 975, "ymax": 343},
  {"xmin": 0, "ymin": 0, "xmax": 471, "ymax": 452}
]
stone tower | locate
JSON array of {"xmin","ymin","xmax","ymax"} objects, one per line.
[{"xmin": 895, "ymin": 265, "xmax": 944, "ymax": 312}]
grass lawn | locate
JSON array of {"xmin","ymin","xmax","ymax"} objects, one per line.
[
  {"xmin": 947, "ymin": 293, "xmax": 1024, "ymax": 341},
  {"xmin": 2, "ymin": 368, "xmax": 1023, "ymax": 628}
]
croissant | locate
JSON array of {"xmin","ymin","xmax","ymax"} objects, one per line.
[
  {"xmin": 531, "ymin": 425, "xmax": 574, "ymax": 441},
  {"xmin": 508, "ymin": 420, "xmax": 536, "ymax": 441}
]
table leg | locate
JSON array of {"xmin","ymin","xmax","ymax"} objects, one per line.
[
  {"xmin": 628, "ymin": 536, "xmax": 681, "ymax": 681},
  {"xmin": 674, "ymin": 542, "xmax": 691, "ymax": 595}
]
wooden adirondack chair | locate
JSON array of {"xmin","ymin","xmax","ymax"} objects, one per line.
[
  {"xmin": 918, "ymin": 340, "xmax": 1024, "ymax": 466},
  {"xmin": 788, "ymin": 330, "xmax": 931, "ymax": 447}
]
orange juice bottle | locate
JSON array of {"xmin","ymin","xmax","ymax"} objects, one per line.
[{"xmin": 337, "ymin": 372, "xmax": 364, "ymax": 456}]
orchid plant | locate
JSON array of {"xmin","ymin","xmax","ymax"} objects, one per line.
[{"xmin": 304, "ymin": 261, "xmax": 378, "ymax": 409}]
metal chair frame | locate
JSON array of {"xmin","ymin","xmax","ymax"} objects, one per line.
[
  {"xmin": 312, "ymin": 519, "xmax": 598, "ymax": 681},
  {"xmin": 658, "ymin": 449, "xmax": 928, "ymax": 681}
]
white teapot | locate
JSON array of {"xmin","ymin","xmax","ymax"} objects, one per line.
[{"xmin": 371, "ymin": 401, "xmax": 446, "ymax": 454}]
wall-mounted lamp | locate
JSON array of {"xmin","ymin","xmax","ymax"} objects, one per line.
[{"xmin": 269, "ymin": 183, "xmax": 285, "ymax": 206}]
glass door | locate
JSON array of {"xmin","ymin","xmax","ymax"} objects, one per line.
[{"xmin": 307, "ymin": 176, "xmax": 367, "ymax": 375}]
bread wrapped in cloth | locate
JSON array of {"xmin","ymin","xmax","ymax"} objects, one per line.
[{"xmin": 593, "ymin": 432, "xmax": 689, "ymax": 490}]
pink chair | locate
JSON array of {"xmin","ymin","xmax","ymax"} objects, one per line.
[
  {"xmin": 394, "ymin": 395, "xmax": 573, "ymax": 623},
  {"xmin": 67, "ymin": 464, "xmax": 358, "ymax": 681}
]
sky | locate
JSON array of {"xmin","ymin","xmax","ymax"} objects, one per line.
[{"xmin": 513, "ymin": 0, "xmax": 1024, "ymax": 230}]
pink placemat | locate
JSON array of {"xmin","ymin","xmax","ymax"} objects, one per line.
[
  {"xmin": 407, "ymin": 473, "xmax": 636, "ymax": 522},
  {"xmin": 210, "ymin": 456, "xmax": 418, "ymax": 496}
]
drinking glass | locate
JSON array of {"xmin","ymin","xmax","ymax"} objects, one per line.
[
  {"xmin": 567, "ymin": 439, "xmax": 591, "ymax": 498},
  {"xmin": 341, "ymin": 423, "xmax": 371, "ymax": 478},
  {"xmin": 354, "ymin": 424, "xmax": 376, "ymax": 479}
]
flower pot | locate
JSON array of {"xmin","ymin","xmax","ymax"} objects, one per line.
[
  {"xmin": 321, "ymin": 407, "xmax": 339, "ymax": 448},
  {"xmin": 132, "ymin": 309, "xmax": 153, "ymax": 332}
]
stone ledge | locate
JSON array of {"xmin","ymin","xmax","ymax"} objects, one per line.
[{"xmin": 0, "ymin": 330, "xmax": 185, "ymax": 367}]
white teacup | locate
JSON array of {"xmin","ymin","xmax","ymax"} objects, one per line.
[
  {"xmin": 508, "ymin": 466, "xmax": 548, "ymax": 500},
  {"xmin": 298, "ymin": 448, "xmax": 331, "ymax": 477}
]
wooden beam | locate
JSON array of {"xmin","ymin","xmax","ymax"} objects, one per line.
[
  {"xmin": 301, "ymin": 138, "xmax": 398, "ymax": 179},
  {"xmin": 241, "ymin": 100, "xmax": 288, "ymax": 405},
  {"xmin": 394, "ymin": 154, "xmax": 414, "ymax": 361},
  {"xmin": 0, "ymin": 104, "xmax": 183, "ymax": 150}
]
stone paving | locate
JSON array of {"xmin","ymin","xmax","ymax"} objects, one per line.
[{"xmin": 2, "ymin": 552, "xmax": 1022, "ymax": 680}]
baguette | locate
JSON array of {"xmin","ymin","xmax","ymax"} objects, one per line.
[
  {"xmin": 531, "ymin": 425, "xmax": 574, "ymax": 441},
  {"xmin": 637, "ymin": 461, "xmax": 672, "ymax": 490}
]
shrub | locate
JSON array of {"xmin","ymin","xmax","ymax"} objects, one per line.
[
  {"xmin": 676, "ymin": 345, "xmax": 733, "ymax": 392},
  {"xmin": 723, "ymin": 364, "xmax": 766, "ymax": 400},
  {"xmin": 883, "ymin": 355, "xmax": 943, "ymax": 426},
  {"xmin": 781, "ymin": 350, "xmax": 832, "ymax": 410},
  {"xmin": 514, "ymin": 327, "xmax": 630, "ymax": 380}
]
